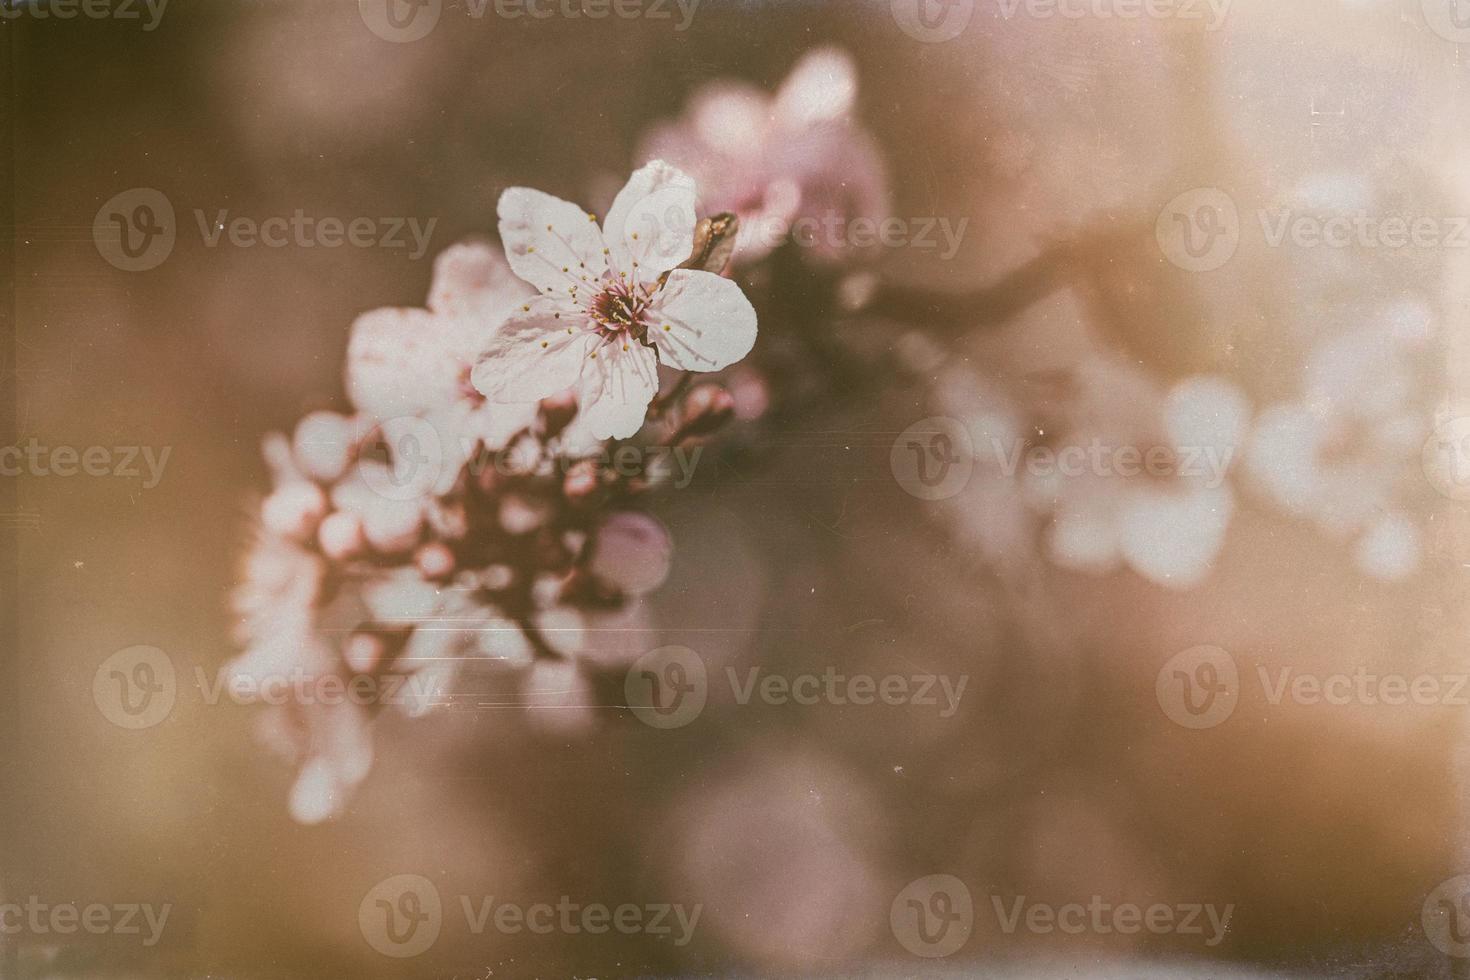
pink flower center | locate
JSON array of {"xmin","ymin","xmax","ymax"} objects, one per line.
[{"xmin": 588, "ymin": 279, "xmax": 653, "ymax": 342}]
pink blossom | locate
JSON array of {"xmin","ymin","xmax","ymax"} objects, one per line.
[
  {"xmin": 637, "ymin": 47, "xmax": 890, "ymax": 266},
  {"xmin": 347, "ymin": 240, "xmax": 541, "ymax": 480}
]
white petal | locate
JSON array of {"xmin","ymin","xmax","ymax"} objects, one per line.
[
  {"xmin": 522, "ymin": 659, "xmax": 596, "ymax": 735},
  {"xmin": 498, "ymin": 187, "xmax": 609, "ymax": 296},
  {"xmin": 773, "ymin": 47, "xmax": 858, "ymax": 131},
  {"xmin": 1354, "ymin": 512, "xmax": 1420, "ymax": 582},
  {"xmin": 428, "ymin": 240, "xmax": 528, "ymax": 318},
  {"xmin": 345, "ymin": 307, "xmax": 460, "ymax": 420},
  {"xmin": 602, "ymin": 161, "xmax": 699, "ymax": 281},
  {"xmin": 649, "ymin": 269, "xmax": 758, "ymax": 373},
  {"xmin": 577, "ymin": 341, "xmax": 660, "ymax": 440},
  {"xmin": 471, "ymin": 306, "xmax": 595, "ymax": 404},
  {"xmin": 288, "ymin": 757, "xmax": 345, "ymax": 825},
  {"xmin": 1245, "ymin": 404, "xmax": 1324, "ymax": 516},
  {"xmin": 1163, "ymin": 375, "xmax": 1251, "ymax": 461},
  {"xmin": 1118, "ymin": 483, "xmax": 1234, "ymax": 590}
]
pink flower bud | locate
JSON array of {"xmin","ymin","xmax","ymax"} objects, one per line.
[
  {"xmin": 293, "ymin": 411, "xmax": 358, "ymax": 483},
  {"xmin": 499, "ymin": 494, "xmax": 547, "ymax": 536},
  {"xmin": 589, "ymin": 511, "xmax": 673, "ymax": 596},
  {"xmin": 262, "ymin": 483, "xmax": 327, "ymax": 541},
  {"xmin": 563, "ymin": 460, "xmax": 601, "ymax": 502},
  {"xmin": 318, "ymin": 511, "xmax": 365, "ymax": 560},
  {"xmin": 415, "ymin": 542, "xmax": 456, "ymax": 579},
  {"xmin": 344, "ymin": 632, "xmax": 385, "ymax": 675},
  {"xmin": 677, "ymin": 384, "xmax": 737, "ymax": 441}
]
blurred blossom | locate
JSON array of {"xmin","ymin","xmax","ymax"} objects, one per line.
[
  {"xmin": 1244, "ymin": 300, "xmax": 1431, "ymax": 580},
  {"xmin": 670, "ymin": 752, "xmax": 885, "ymax": 970},
  {"xmin": 589, "ymin": 511, "xmax": 673, "ymax": 596},
  {"xmin": 229, "ymin": 165, "xmax": 762, "ymax": 817},
  {"xmin": 938, "ymin": 357, "xmax": 1244, "ymax": 590},
  {"xmin": 521, "ymin": 658, "xmax": 598, "ymax": 735},
  {"xmin": 347, "ymin": 240, "xmax": 542, "ymax": 479},
  {"xmin": 638, "ymin": 46, "xmax": 890, "ymax": 266}
]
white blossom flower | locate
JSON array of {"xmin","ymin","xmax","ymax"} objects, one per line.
[
  {"xmin": 470, "ymin": 161, "xmax": 758, "ymax": 441},
  {"xmin": 347, "ymin": 240, "xmax": 541, "ymax": 488},
  {"xmin": 363, "ymin": 568, "xmax": 535, "ymax": 717},
  {"xmin": 1243, "ymin": 301, "xmax": 1431, "ymax": 579},
  {"xmin": 230, "ymin": 517, "xmax": 373, "ymax": 825}
]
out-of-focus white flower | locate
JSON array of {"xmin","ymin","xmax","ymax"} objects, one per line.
[
  {"xmin": 330, "ymin": 460, "xmax": 432, "ymax": 554},
  {"xmin": 471, "ymin": 161, "xmax": 758, "ymax": 440},
  {"xmin": 291, "ymin": 410, "xmax": 359, "ymax": 484},
  {"xmin": 364, "ymin": 568, "xmax": 536, "ymax": 717},
  {"xmin": 347, "ymin": 241, "xmax": 541, "ymax": 482},
  {"xmin": 638, "ymin": 47, "xmax": 890, "ymax": 266},
  {"xmin": 521, "ymin": 658, "xmax": 597, "ymax": 735},
  {"xmin": 257, "ymin": 431, "xmax": 330, "ymax": 543},
  {"xmin": 939, "ymin": 361, "xmax": 1247, "ymax": 590},
  {"xmin": 231, "ymin": 517, "xmax": 373, "ymax": 826},
  {"xmin": 1243, "ymin": 302, "xmax": 1430, "ymax": 579}
]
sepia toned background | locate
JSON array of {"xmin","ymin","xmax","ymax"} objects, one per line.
[{"xmin": 5, "ymin": 0, "xmax": 1470, "ymax": 976}]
